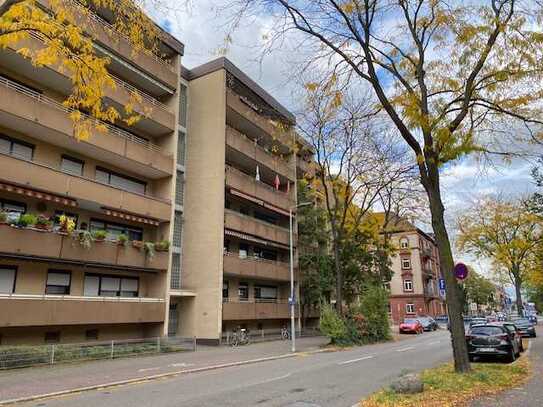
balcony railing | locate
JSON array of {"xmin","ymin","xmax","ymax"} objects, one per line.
[
  {"xmin": 0, "ymin": 75, "xmax": 168, "ymax": 155},
  {"xmin": 223, "ymin": 251, "xmax": 291, "ymax": 281},
  {"xmin": 222, "ymin": 299, "xmax": 294, "ymax": 320},
  {"xmin": 110, "ymin": 74, "xmax": 171, "ymax": 113},
  {"xmin": 0, "ymin": 293, "xmax": 164, "ymax": 303}
]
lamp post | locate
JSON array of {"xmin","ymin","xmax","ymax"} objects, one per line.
[{"xmin": 289, "ymin": 201, "xmax": 312, "ymax": 353}]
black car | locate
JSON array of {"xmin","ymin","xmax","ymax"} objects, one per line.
[
  {"xmin": 466, "ymin": 324, "xmax": 520, "ymax": 362},
  {"xmin": 528, "ymin": 315, "xmax": 538, "ymax": 325},
  {"xmin": 490, "ymin": 322, "xmax": 524, "ymax": 353},
  {"xmin": 418, "ymin": 316, "xmax": 438, "ymax": 331},
  {"xmin": 512, "ymin": 318, "xmax": 537, "ymax": 338},
  {"xmin": 469, "ymin": 317, "xmax": 487, "ymax": 329}
]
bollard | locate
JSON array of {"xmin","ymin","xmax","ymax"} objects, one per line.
[
  {"xmin": 110, "ymin": 340, "xmax": 114, "ymax": 359},
  {"xmin": 157, "ymin": 337, "xmax": 161, "ymax": 353}
]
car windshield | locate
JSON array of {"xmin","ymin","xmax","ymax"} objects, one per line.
[
  {"xmin": 403, "ymin": 319, "xmax": 418, "ymax": 324},
  {"xmin": 470, "ymin": 326, "xmax": 504, "ymax": 336},
  {"xmin": 513, "ymin": 319, "xmax": 530, "ymax": 325}
]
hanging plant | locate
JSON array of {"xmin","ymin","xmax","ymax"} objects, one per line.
[
  {"xmin": 77, "ymin": 230, "xmax": 93, "ymax": 250},
  {"xmin": 143, "ymin": 241, "xmax": 155, "ymax": 260}
]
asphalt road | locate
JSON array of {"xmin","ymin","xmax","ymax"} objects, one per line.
[{"xmin": 20, "ymin": 330, "xmax": 451, "ymax": 407}]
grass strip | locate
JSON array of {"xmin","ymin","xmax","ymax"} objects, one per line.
[{"xmin": 361, "ymin": 356, "xmax": 531, "ymax": 407}]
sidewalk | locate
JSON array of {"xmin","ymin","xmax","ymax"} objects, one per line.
[
  {"xmin": 0, "ymin": 336, "xmax": 328, "ymax": 403},
  {"xmin": 471, "ymin": 328, "xmax": 543, "ymax": 407}
]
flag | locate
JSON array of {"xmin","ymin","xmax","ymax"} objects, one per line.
[
  {"xmin": 274, "ymin": 174, "xmax": 280, "ymax": 190},
  {"xmin": 255, "ymin": 165, "xmax": 261, "ymax": 181}
]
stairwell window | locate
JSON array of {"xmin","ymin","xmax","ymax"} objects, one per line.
[
  {"xmin": 401, "ymin": 258, "xmax": 411, "ymax": 270},
  {"xmin": 403, "ymin": 279, "xmax": 413, "ymax": 292},
  {"xmin": 406, "ymin": 303, "xmax": 415, "ymax": 314}
]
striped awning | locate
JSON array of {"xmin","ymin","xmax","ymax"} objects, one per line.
[
  {"xmin": 229, "ymin": 188, "xmax": 292, "ymax": 217},
  {"xmin": 0, "ymin": 182, "xmax": 77, "ymax": 207},
  {"xmin": 102, "ymin": 208, "xmax": 160, "ymax": 226},
  {"xmin": 224, "ymin": 228, "xmax": 292, "ymax": 250}
]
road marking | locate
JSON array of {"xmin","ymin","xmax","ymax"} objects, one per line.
[
  {"xmin": 427, "ymin": 341, "xmax": 441, "ymax": 345},
  {"xmin": 338, "ymin": 355, "xmax": 375, "ymax": 365},
  {"xmin": 137, "ymin": 367, "xmax": 161, "ymax": 373},
  {"xmin": 169, "ymin": 363, "xmax": 195, "ymax": 368},
  {"xmin": 246, "ymin": 373, "xmax": 292, "ymax": 387},
  {"xmin": 395, "ymin": 346, "xmax": 415, "ymax": 352}
]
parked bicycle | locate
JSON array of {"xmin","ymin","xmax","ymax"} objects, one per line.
[
  {"xmin": 280, "ymin": 326, "xmax": 290, "ymax": 340},
  {"xmin": 230, "ymin": 328, "xmax": 251, "ymax": 347}
]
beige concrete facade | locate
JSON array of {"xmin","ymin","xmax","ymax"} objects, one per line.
[{"xmin": 0, "ymin": 3, "xmax": 184, "ymax": 345}]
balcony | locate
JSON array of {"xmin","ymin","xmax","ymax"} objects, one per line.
[
  {"xmin": 0, "ymin": 225, "xmax": 169, "ymax": 271},
  {"xmin": 226, "ymin": 126, "xmax": 294, "ymax": 180},
  {"xmin": 222, "ymin": 299, "xmax": 293, "ymax": 320},
  {"xmin": 223, "ymin": 252, "xmax": 290, "ymax": 282},
  {"xmin": 296, "ymin": 157, "xmax": 315, "ymax": 179},
  {"xmin": 225, "ymin": 166, "xmax": 295, "ymax": 212},
  {"xmin": 0, "ymin": 294, "xmax": 165, "ymax": 327},
  {"xmin": 0, "ymin": 76, "xmax": 174, "ymax": 179},
  {"xmin": 37, "ymin": 0, "xmax": 178, "ymax": 90},
  {"xmin": 0, "ymin": 153, "xmax": 172, "ymax": 221},
  {"xmin": 422, "ymin": 246, "xmax": 433, "ymax": 258},
  {"xmin": 224, "ymin": 209, "xmax": 292, "ymax": 246},
  {"xmin": 226, "ymin": 90, "xmax": 293, "ymax": 149},
  {"xmin": 424, "ymin": 286, "xmax": 439, "ymax": 298}
]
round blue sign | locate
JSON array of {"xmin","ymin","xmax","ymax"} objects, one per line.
[{"xmin": 454, "ymin": 263, "xmax": 469, "ymax": 280}]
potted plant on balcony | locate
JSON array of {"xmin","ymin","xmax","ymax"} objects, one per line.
[
  {"xmin": 117, "ymin": 233, "xmax": 128, "ymax": 247},
  {"xmin": 17, "ymin": 214, "xmax": 37, "ymax": 229},
  {"xmin": 132, "ymin": 240, "xmax": 144, "ymax": 249},
  {"xmin": 77, "ymin": 230, "xmax": 93, "ymax": 250},
  {"xmin": 0, "ymin": 212, "xmax": 7, "ymax": 225},
  {"xmin": 34, "ymin": 215, "xmax": 52, "ymax": 231},
  {"xmin": 58, "ymin": 215, "xmax": 75, "ymax": 235},
  {"xmin": 143, "ymin": 241, "xmax": 155, "ymax": 260},
  {"xmin": 154, "ymin": 240, "xmax": 170, "ymax": 252},
  {"xmin": 92, "ymin": 230, "xmax": 107, "ymax": 242}
]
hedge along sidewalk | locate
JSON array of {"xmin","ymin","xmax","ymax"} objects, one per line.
[
  {"xmin": 0, "ymin": 336, "xmax": 329, "ymax": 403},
  {"xmin": 360, "ymin": 354, "xmax": 531, "ymax": 407}
]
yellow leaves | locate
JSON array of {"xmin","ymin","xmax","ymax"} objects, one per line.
[{"xmin": 304, "ymin": 82, "xmax": 319, "ymax": 92}]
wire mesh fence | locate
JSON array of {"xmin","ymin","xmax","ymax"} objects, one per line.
[{"xmin": 0, "ymin": 336, "xmax": 196, "ymax": 370}]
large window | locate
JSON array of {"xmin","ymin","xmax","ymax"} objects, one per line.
[
  {"xmin": 89, "ymin": 219, "xmax": 143, "ymax": 241},
  {"xmin": 405, "ymin": 303, "xmax": 415, "ymax": 314},
  {"xmin": 254, "ymin": 286, "xmax": 277, "ymax": 302},
  {"xmin": 45, "ymin": 271, "xmax": 71, "ymax": 295},
  {"xmin": 238, "ymin": 282, "xmax": 249, "ymax": 301},
  {"xmin": 0, "ymin": 134, "xmax": 34, "ymax": 161},
  {"xmin": 60, "ymin": 155, "xmax": 84, "ymax": 176},
  {"xmin": 0, "ymin": 267, "xmax": 16, "ymax": 294},
  {"xmin": 403, "ymin": 279, "xmax": 413, "ymax": 292},
  {"xmin": 95, "ymin": 167, "xmax": 146, "ymax": 195},
  {"xmin": 83, "ymin": 274, "xmax": 139, "ymax": 297}
]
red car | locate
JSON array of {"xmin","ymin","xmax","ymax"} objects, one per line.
[{"xmin": 400, "ymin": 318, "xmax": 423, "ymax": 334}]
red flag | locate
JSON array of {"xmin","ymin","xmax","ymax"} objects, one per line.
[{"xmin": 274, "ymin": 174, "xmax": 280, "ymax": 190}]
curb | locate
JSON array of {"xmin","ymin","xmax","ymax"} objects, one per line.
[{"xmin": 0, "ymin": 350, "xmax": 330, "ymax": 405}]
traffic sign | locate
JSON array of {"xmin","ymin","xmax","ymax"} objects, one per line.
[
  {"xmin": 439, "ymin": 278, "xmax": 446, "ymax": 290},
  {"xmin": 454, "ymin": 263, "xmax": 469, "ymax": 280}
]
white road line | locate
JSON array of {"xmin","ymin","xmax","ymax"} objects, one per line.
[
  {"xmin": 137, "ymin": 367, "xmax": 161, "ymax": 373},
  {"xmin": 427, "ymin": 341, "xmax": 441, "ymax": 345},
  {"xmin": 395, "ymin": 346, "xmax": 415, "ymax": 352},
  {"xmin": 246, "ymin": 373, "xmax": 292, "ymax": 387},
  {"xmin": 169, "ymin": 363, "xmax": 195, "ymax": 368},
  {"xmin": 338, "ymin": 355, "xmax": 375, "ymax": 365}
]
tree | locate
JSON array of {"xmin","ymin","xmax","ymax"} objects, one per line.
[
  {"xmin": 224, "ymin": 0, "xmax": 543, "ymax": 372},
  {"xmin": 461, "ymin": 268, "xmax": 498, "ymax": 314},
  {"xmin": 298, "ymin": 79, "xmax": 415, "ymax": 315},
  {"xmin": 457, "ymin": 197, "xmax": 543, "ymax": 317},
  {"xmin": 0, "ymin": 0, "xmax": 167, "ymax": 138}
]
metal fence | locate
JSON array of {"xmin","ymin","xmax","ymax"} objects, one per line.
[
  {"xmin": 0, "ymin": 336, "xmax": 196, "ymax": 370},
  {"xmin": 221, "ymin": 327, "xmax": 322, "ymax": 345}
]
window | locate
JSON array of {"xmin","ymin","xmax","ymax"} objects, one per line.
[
  {"xmin": 223, "ymin": 281, "xmax": 229, "ymax": 299},
  {"xmin": 44, "ymin": 331, "xmax": 60, "ymax": 343},
  {"xmin": 0, "ymin": 266, "xmax": 16, "ymax": 294},
  {"xmin": 86, "ymin": 329, "xmax": 99, "ymax": 341},
  {"xmin": 175, "ymin": 171, "xmax": 184, "ymax": 206},
  {"xmin": 403, "ymin": 280, "xmax": 413, "ymax": 292},
  {"xmin": 0, "ymin": 199, "xmax": 26, "ymax": 224},
  {"xmin": 60, "ymin": 155, "xmax": 84, "ymax": 176},
  {"xmin": 238, "ymin": 282, "xmax": 249, "ymax": 301},
  {"xmin": 172, "ymin": 211, "xmax": 183, "ymax": 247},
  {"xmin": 254, "ymin": 247, "xmax": 277, "ymax": 261},
  {"xmin": 405, "ymin": 303, "xmax": 415, "ymax": 314},
  {"xmin": 0, "ymin": 134, "xmax": 34, "ymax": 161},
  {"xmin": 401, "ymin": 258, "xmax": 411, "ymax": 269},
  {"xmin": 399, "ymin": 238, "xmax": 409, "ymax": 249},
  {"xmin": 239, "ymin": 243, "xmax": 248, "ymax": 259},
  {"xmin": 95, "ymin": 167, "xmax": 146, "ymax": 195},
  {"xmin": 254, "ymin": 286, "xmax": 277, "ymax": 302},
  {"xmin": 179, "ymin": 85, "xmax": 187, "ymax": 128},
  {"xmin": 254, "ymin": 211, "xmax": 278, "ymax": 225},
  {"xmin": 177, "ymin": 131, "xmax": 186, "ymax": 166},
  {"xmin": 45, "ymin": 271, "xmax": 71, "ymax": 295},
  {"xmin": 170, "ymin": 253, "xmax": 181, "ymax": 290},
  {"xmin": 89, "ymin": 219, "xmax": 143, "ymax": 241},
  {"xmin": 223, "ymin": 239, "xmax": 230, "ymax": 253},
  {"xmin": 83, "ymin": 274, "xmax": 139, "ymax": 297}
]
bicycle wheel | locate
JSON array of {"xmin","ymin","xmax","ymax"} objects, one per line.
[{"xmin": 231, "ymin": 335, "xmax": 239, "ymax": 347}]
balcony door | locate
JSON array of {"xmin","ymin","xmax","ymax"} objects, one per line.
[{"xmin": 168, "ymin": 303, "xmax": 179, "ymax": 337}]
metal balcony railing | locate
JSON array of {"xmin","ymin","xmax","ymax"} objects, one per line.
[
  {"xmin": 223, "ymin": 250, "xmax": 288, "ymax": 267},
  {"xmin": 224, "ymin": 208, "xmax": 291, "ymax": 234},
  {"xmin": 225, "ymin": 165, "xmax": 295, "ymax": 201},
  {"xmin": 0, "ymin": 293, "xmax": 165, "ymax": 302},
  {"xmin": 0, "ymin": 75, "xmax": 169, "ymax": 155}
]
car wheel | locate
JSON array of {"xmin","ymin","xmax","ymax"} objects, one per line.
[
  {"xmin": 520, "ymin": 342, "xmax": 524, "ymax": 353},
  {"xmin": 507, "ymin": 347, "xmax": 516, "ymax": 363},
  {"xmin": 532, "ymin": 332, "xmax": 537, "ymax": 338},
  {"xmin": 468, "ymin": 355, "xmax": 475, "ymax": 362}
]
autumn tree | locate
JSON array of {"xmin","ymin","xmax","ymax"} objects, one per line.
[
  {"xmin": 0, "ymin": 0, "xmax": 172, "ymax": 138},
  {"xmin": 461, "ymin": 267, "xmax": 498, "ymax": 314},
  {"xmin": 224, "ymin": 0, "xmax": 543, "ymax": 372},
  {"xmin": 457, "ymin": 197, "xmax": 543, "ymax": 317}
]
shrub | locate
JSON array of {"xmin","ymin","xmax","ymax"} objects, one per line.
[
  {"xmin": 18, "ymin": 214, "xmax": 37, "ymax": 227},
  {"xmin": 353, "ymin": 284, "xmax": 392, "ymax": 344},
  {"xmin": 319, "ymin": 303, "xmax": 348, "ymax": 344},
  {"xmin": 155, "ymin": 240, "xmax": 170, "ymax": 251},
  {"xmin": 92, "ymin": 230, "xmax": 107, "ymax": 240}
]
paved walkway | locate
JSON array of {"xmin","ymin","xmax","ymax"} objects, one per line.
[
  {"xmin": 0, "ymin": 336, "xmax": 329, "ymax": 402},
  {"xmin": 471, "ymin": 327, "xmax": 543, "ymax": 407}
]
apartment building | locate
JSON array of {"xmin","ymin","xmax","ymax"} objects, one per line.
[
  {"xmin": 178, "ymin": 58, "xmax": 300, "ymax": 344},
  {"xmin": 0, "ymin": 1, "xmax": 187, "ymax": 344},
  {"xmin": 380, "ymin": 216, "xmax": 447, "ymax": 324}
]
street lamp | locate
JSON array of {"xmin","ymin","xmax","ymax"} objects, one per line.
[{"xmin": 289, "ymin": 201, "xmax": 312, "ymax": 353}]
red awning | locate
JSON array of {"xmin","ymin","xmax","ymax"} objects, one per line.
[
  {"xmin": 0, "ymin": 182, "xmax": 77, "ymax": 207},
  {"xmin": 102, "ymin": 208, "xmax": 160, "ymax": 226}
]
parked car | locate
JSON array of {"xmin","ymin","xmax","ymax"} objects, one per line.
[
  {"xmin": 528, "ymin": 314, "xmax": 538, "ymax": 325},
  {"xmin": 490, "ymin": 321, "xmax": 524, "ymax": 352},
  {"xmin": 511, "ymin": 318, "xmax": 537, "ymax": 338},
  {"xmin": 466, "ymin": 324, "xmax": 520, "ymax": 363},
  {"xmin": 399, "ymin": 318, "xmax": 423, "ymax": 334},
  {"xmin": 418, "ymin": 316, "xmax": 438, "ymax": 331},
  {"xmin": 435, "ymin": 315, "xmax": 449, "ymax": 324},
  {"xmin": 469, "ymin": 317, "xmax": 488, "ymax": 329}
]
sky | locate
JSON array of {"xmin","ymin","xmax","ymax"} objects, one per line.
[{"xmin": 155, "ymin": 1, "xmax": 541, "ymax": 293}]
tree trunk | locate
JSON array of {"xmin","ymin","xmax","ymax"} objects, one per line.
[
  {"xmin": 333, "ymin": 238, "xmax": 343, "ymax": 315},
  {"xmin": 514, "ymin": 274, "xmax": 524, "ymax": 317},
  {"xmin": 425, "ymin": 176, "xmax": 471, "ymax": 373}
]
